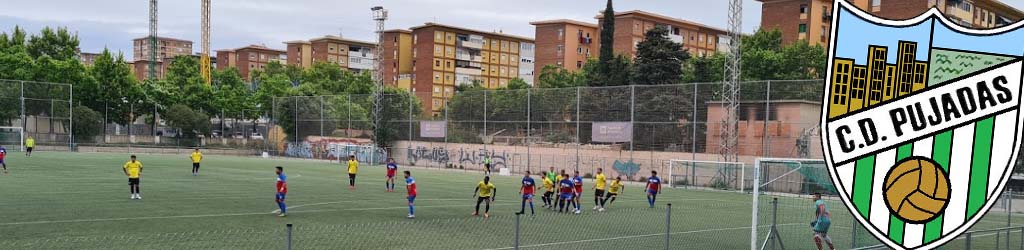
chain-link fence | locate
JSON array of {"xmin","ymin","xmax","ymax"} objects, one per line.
[
  {"xmin": 0, "ymin": 79, "xmax": 73, "ymax": 151},
  {"xmin": 270, "ymin": 80, "xmax": 824, "ymax": 175}
]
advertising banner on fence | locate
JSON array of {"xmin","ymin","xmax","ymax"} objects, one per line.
[
  {"xmin": 591, "ymin": 122, "xmax": 632, "ymax": 142},
  {"xmin": 419, "ymin": 121, "xmax": 447, "ymax": 138}
]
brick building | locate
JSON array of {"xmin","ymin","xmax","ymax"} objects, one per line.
[
  {"xmin": 283, "ymin": 36, "xmax": 376, "ymax": 73},
  {"xmin": 530, "ymin": 19, "xmax": 598, "ymax": 74},
  {"xmin": 757, "ymin": 0, "xmax": 1024, "ymax": 48},
  {"xmin": 79, "ymin": 52, "xmax": 100, "ymax": 67},
  {"xmin": 382, "ymin": 23, "xmax": 536, "ymax": 116},
  {"xmin": 215, "ymin": 45, "xmax": 287, "ymax": 81},
  {"xmin": 131, "ymin": 36, "xmax": 193, "ymax": 81}
]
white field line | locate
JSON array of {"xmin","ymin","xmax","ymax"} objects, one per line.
[{"xmin": 485, "ymin": 222, "xmax": 805, "ymax": 250}]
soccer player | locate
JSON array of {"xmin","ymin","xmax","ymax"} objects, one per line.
[
  {"xmin": 0, "ymin": 144, "xmax": 7, "ymax": 174},
  {"xmin": 516, "ymin": 171, "xmax": 537, "ymax": 216},
  {"xmin": 405, "ymin": 171, "xmax": 417, "ymax": 219},
  {"xmin": 600, "ymin": 176, "xmax": 624, "ymax": 210},
  {"xmin": 190, "ymin": 148, "xmax": 203, "ymax": 176},
  {"xmin": 811, "ymin": 193, "xmax": 835, "ymax": 250},
  {"xmin": 123, "ymin": 155, "xmax": 143, "ymax": 199},
  {"xmin": 473, "ymin": 176, "xmax": 496, "ymax": 218},
  {"xmin": 275, "ymin": 166, "xmax": 288, "ymax": 217},
  {"xmin": 346, "ymin": 155, "xmax": 359, "ymax": 190},
  {"xmin": 593, "ymin": 168, "xmax": 607, "ymax": 211},
  {"xmin": 556, "ymin": 173, "xmax": 578, "ymax": 214},
  {"xmin": 645, "ymin": 171, "xmax": 662, "ymax": 208},
  {"xmin": 25, "ymin": 136, "xmax": 34, "ymax": 157},
  {"xmin": 546, "ymin": 167, "xmax": 557, "ymax": 184},
  {"xmin": 541, "ymin": 171, "xmax": 555, "ymax": 209},
  {"xmin": 483, "ymin": 156, "xmax": 493, "ymax": 176},
  {"xmin": 386, "ymin": 158, "xmax": 398, "ymax": 192},
  {"xmin": 572, "ymin": 171, "xmax": 583, "ymax": 213}
]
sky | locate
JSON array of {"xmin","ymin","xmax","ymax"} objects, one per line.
[
  {"xmin": 0, "ymin": 0, "xmax": 764, "ymax": 60},
  {"xmin": 2, "ymin": 0, "xmax": 1024, "ymax": 61}
]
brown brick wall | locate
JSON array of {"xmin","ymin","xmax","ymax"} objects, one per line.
[
  {"xmin": 761, "ymin": 0, "xmax": 806, "ymax": 47},
  {"xmin": 533, "ymin": 23, "xmax": 566, "ymax": 80},
  {"xmin": 875, "ymin": 0, "xmax": 930, "ymax": 20},
  {"xmin": 411, "ymin": 27, "xmax": 437, "ymax": 113}
]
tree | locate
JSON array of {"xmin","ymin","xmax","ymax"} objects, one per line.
[
  {"xmin": 598, "ymin": 0, "xmax": 615, "ymax": 69},
  {"xmin": 85, "ymin": 49, "xmax": 138, "ymax": 126},
  {"xmin": 631, "ymin": 26, "xmax": 689, "ymax": 85},
  {"xmin": 25, "ymin": 27, "xmax": 79, "ymax": 61},
  {"xmin": 537, "ymin": 65, "xmax": 584, "ymax": 88},
  {"xmin": 71, "ymin": 105, "xmax": 103, "ymax": 142},
  {"xmin": 163, "ymin": 104, "xmax": 211, "ymax": 138},
  {"xmin": 371, "ymin": 87, "xmax": 422, "ymax": 148},
  {"xmin": 506, "ymin": 78, "xmax": 530, "ymax": 90},
  {"xmin": 587, "ymin": 0, "xmax": 632, "ymax": 87}
]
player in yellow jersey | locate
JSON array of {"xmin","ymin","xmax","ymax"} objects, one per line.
[
  {"xmin": 541, "ymin": 171, "xmax": 555, "ymax": 209},
  {"xmin": 123, "ymin": 155, "xmax": 143, "ymax": 200},
  {"xmin": 600, "ymin": 176, "xmax": 624, "ymax": 210},
  {"xmin": 347, "ymin": 155, "xmax": 359, "ymax": 190},
  {"xmin": 190, "ymin": 148, "xmax": 203, "ymax": 176},
  {"xmin": 25, "ymin": 136, "xmax": 34, "ymax": 157},
  {"xmin": 592, "ymin": 168, "xmax": 607, "ymax": 211},
  {"xmin": 473, "ymin": 176, "xmax": 496, "ymax": 218}
]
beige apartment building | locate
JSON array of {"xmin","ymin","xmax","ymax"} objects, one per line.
[
  {"xmin": 215, "ymin": 45, "xmax": 287, "ymax": 81},
  {"xmin": 284, "ymin": 36, "xmax": 377, "ymax": 73}
]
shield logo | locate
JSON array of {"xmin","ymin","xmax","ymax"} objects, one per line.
[{"xmin": 821, "ymin": 1, "xmax": 1024, "ymax": 249}]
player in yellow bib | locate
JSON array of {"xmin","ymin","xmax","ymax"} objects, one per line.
[
  {"xmin": 473, "ymin": 176, "xmax": 496, "ymax": 218},
  {"xmin": 25, "ymin": 136, "xmax": 34, "ymax": 157},
  {"xmin": 190, "ymin": 149, "xmax": 203, "ymax": 176},
  {"xmin": 123, "ymin": 155, "xmax": 143, "ymax": 200},
  {"xmin": 593, "ymin": 168, "xmax": 607, "ymax": 211},
  {"xmin": 347, "ymin": 155, "xmax": 359, "ymax": 190},
  {"xmin": 541, "ymin": 171, "xmax": 555, "ymax": 209},
  {"xmin": 600, "ymin": 176, "xmax": 624, "ymax": 209}
]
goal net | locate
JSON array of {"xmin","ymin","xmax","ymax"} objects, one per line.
[
  {"xmin": 667, "ymin": 159, "xmax": 747, "ymax": 192},
  {"xmin": 0, "ymin": 126, "xmax": 23, "ymax": 152},
  {"xmin": 748, "ymin": 158, "xmax": 879, "ymax": 250},
  {"xmin": 330, "ymin": 144, "xmax": 387, "ymax": 165}
]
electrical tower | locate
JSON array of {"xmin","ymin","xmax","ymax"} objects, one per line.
[
  {"xmin": 148, "ymin": 0, "xmax": 158, "ymax": 80},
  {"xmin": 371, "ymin": 6, "xmax": 388, "ymax": 151},
  {"xmin": 720, "ymin": 0, "xmax": 742, "ymax": 162},
  {"xmin": 200, "ymin": 0, "xmax": 211, "ymax": 85}
]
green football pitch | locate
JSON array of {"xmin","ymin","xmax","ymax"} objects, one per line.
[{"xmin": 0, "ymin": 152, "xmax": 1022, "ymax": 250}]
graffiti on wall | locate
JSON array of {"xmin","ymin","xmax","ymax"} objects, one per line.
[
  {"xmin": 406, "ymin": 146, "xmax": 509, "ymax": 169},
  {"xmin": 612, "ymin": 159, "xmax": 641, "ymax": 178},
  {"xmin": 284, "ymin": 137, "xmax": 387, "ymax": 164}
]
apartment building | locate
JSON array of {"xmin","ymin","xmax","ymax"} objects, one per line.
[
  {"xmin": 382, "ymin": 23, "xmax": 536, "ymax": 116},
  {"xmin": 758, "ymin": 0, "xmax": 1024, "ymax": 47},
  {"xmin": 79, "ymin": 52, "xmax": 100, "ymax": 67},
  {"xmin": 284, "ymin": 36, "xmax": 376, "ymax": 73},
  {"xmin": 382, "ymin": 30, "xmax": 414, "ymax": 90},
  {"xmin": 215, "ymin": 45, "xmax": 287, "ymax": 81},
  {"xmin": 530, "ymin": 19, "xmax": 598, "ymax": 74},
  {"xmin": 131, "ymin": 36, "xmax": 194, "ymax": 81}
]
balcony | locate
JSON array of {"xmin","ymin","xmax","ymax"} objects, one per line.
[
  {"xmin": 455, "ymin": 67, "xmax": 481, "ymax": 76},
  {"xmin": 455, "ymin": 53, "xmax": 482, "ymax": 62},
  {"xmin": 458, "ymin": 39, "xmax": 484, "ymax": 50},
  {"xmin": 578, "ymin": 36, "xmax": 593, "ymax": 44},
  {"xmin": 668, "ymin": 34, "xmax": 683, "ymax": 44}
]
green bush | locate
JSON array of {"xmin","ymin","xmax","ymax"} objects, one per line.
[{"xmin": 71, "ymin": 105, "xmax": 102, "ymax": 143}]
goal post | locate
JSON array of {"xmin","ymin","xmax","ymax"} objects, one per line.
[
  {"xmin": 749, "ymin": 158, "xmax": 836, "ymax": 250},
  {"xmin": 330, "ymin": 144, "xmax": 387, "ymax": 165},
  {"xmin": 0, "ymin": 126, "xmax": 23, "ymax": 152},
  {"xmin": 667, "ymin": 159, "xmax": 746, "ymax": 192}
]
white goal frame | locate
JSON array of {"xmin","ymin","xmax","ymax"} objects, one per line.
[
  {"xmin": 667, "ymin": 159, "xmax": 746, "ymax": 193},
  {"xmin": 0, "ymin": 126, "xmax": 24, "ymax": 152},
  {"xmin": 330, "ymin": 144, "xmax": 384, "ymax": 165},
  {"xmin": 749, "ymin": 157, "xmax": 828, "ymax": 250}
]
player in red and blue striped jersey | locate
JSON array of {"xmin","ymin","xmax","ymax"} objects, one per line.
[
  {"xmin": 557, "ymin": 173, "xmax": 578, "ymax": 214},
  {"xmin": 645, "ymin": 171, "xmax": 662, "ymax": 208},
  {"xmin": 405, "ymin": 171, "xmax": 417, "ymax": 219},
  {"xmin": 516, "ymin": 171, "xmax": 538, "ymax": 216},
  {"xmin": 274, "ymin": 166, "xmax": 288, "ymax": 217},
  {"xmin": 572, "ymin": 171, "xmax": 584, "ymax": 213},
  {"xmin": 0, "ymin": 145, "xmax": 7, "ymax": 174},
  {"xmin": 386, "ymin": 158, "xmax": 398, "ymax": 192}
]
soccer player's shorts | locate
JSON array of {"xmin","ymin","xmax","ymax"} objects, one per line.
[
  {"xmin": 276, "ymin": 193, "xmax": 286, "ymax": 201},
  {"xmin": 523, "ymin": 194, "xmax": 534, "ymax": 199},
  {"xmin": 605, "ymin": 192, "xmax": 618, "ymax": 199},
  {"xmin": 575, "ymin": 188, "xmax": 583, "ymax": 195},
  {"xmin": 477, "ymin": 196, "xmax": 490, "ymax": 203},
  {"xmin": 26, "ymin": 147, "xmax": 33, "ymax": 153},
  {"xmin": 128, "ymin": 178, "xmax": 140, "ymax": 185},
  {"xmin": 543, "ymin": 191, "xmax": 554, "ymax": 197},
  {"xmin": 560, "ymin": 193, "xmax": 573, "ymax": 200},
  {"xmin": 386, "ymin": 172, "xmax": 395, "ymax": 178},
  {"xmin": 193, "ymin": 163, "xmax": 200, "ymax": 169},
  {"xmin": 813, "ymin": 218, "xmax": 831, "ymax": 233},
  {"xmin": 595, "ymin": 189, "xmax": 605, "ymax": 197},
  {"xmin": 407, "ymin": 195, "xmax": 416, "ymax": 203},
  {"xmin": 0, "ymin": 159, "xmax": 4, "ymax": 164}
]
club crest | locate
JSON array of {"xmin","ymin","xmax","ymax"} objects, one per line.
[{"xmin": 820, "ymin": 1, "xmax": 1024, "ymax": 249}]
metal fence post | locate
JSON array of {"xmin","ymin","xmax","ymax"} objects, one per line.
[
  {"xmin": 347, "ymin": 94, "xmax": 352, "ymax": 138},
  {"xmin": 69, "ymin": 85, "xmax": 74, "ymax": 151},
  {"xmin": 851, "ymin": 222, "xmax": 858, "ymax": 248},
  {"xmin": 629, "ymin": 85, "xmax": 635, "ymax": 161},
  {"xmin": 966, "ymin": 232, "xmax": 972, "ymax": 249},
  {"xmin": 319, "ymin": 96, "xmax": 325, "ymax": 137},
  {"xmin": 691, "ymin": 83, "xmax": 697, "ymax": 161},
  {"xmin": 770, "ymin": 198, "xmax": 778, "ymax": 250},
  {"xmin": 483, "ymin": 90, "xmax": 488, "ymax": 153},
  {"xmin": 666, "ymin": 203, "xmax": 672, "ymax": 250},
  {"xmin": 575, "ymin": 87, "xmax": 581, "ymax": 172},
  {"xmin": 762, "ymin": 81, "xmax": 770, "ymax": 157},
  {"xmin": 526, "ymin": 88, "xmax": 531, "ymax": 173},
  {"xmin": 514, "ymin": 213, "xmax": 521, "ymax": 250},
  {"xmin": 286, "ymin": 223, "xmax": 293, "ymax": 250}
]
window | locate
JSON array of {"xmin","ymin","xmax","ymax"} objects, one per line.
[
  {"xmin": 871, "ymin": 0, "xmax": 880, "ymax": 7},
  {"xmin": 799, "ymin": 24, "xmax": 808, "ymax": 33},
  {"xmin": 800, "ymin": 4, "xmax": 808, "ymax": 14},
  {"xmin": 557, "ymin": 28, "xmax": 564, "ymax": 40},
  {"xmin": 576, "ymin": 61, "xmax": 582, "ymax": 69},
  {"xmin": 577, "ymin": 47, "xmax": 583, "ymax": 54},
  {"xmin": 433, "ymin": 86, "xmax": 440, "ymax": 93}
]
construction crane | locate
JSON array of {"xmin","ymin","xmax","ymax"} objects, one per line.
[
  {"xmin": 200, "ymin": 0, "xmax": 211, "ymax": 85},
  {"xmin": 148, "ymin": 0, "xmax": 157, "ymax": 80}
]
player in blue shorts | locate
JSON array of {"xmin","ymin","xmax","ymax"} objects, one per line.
[
  {"xmin": 645, "ymin": 171, "xmax": 662, "ymax": 208},
  {"xmin": 516, "ymin": 171, "xmax": 538, "ymax": 216},
  {"xmin": 0, "ymin": 145, "xmax": 7, "ymax": 174},
  {"xmin": 811, "ymin": 193, "xmax": 834, "ymax": 250},
  {"xmin": 557, "ymin": 173, "xmax": 578, "ymax": 214},
  {"xmin": 405, "ymin": 171, "xmax": 417, "ymax": 219},
  {"xmin": 274, "ymin": 166, "xmax": 288, "ymax": 217}
]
